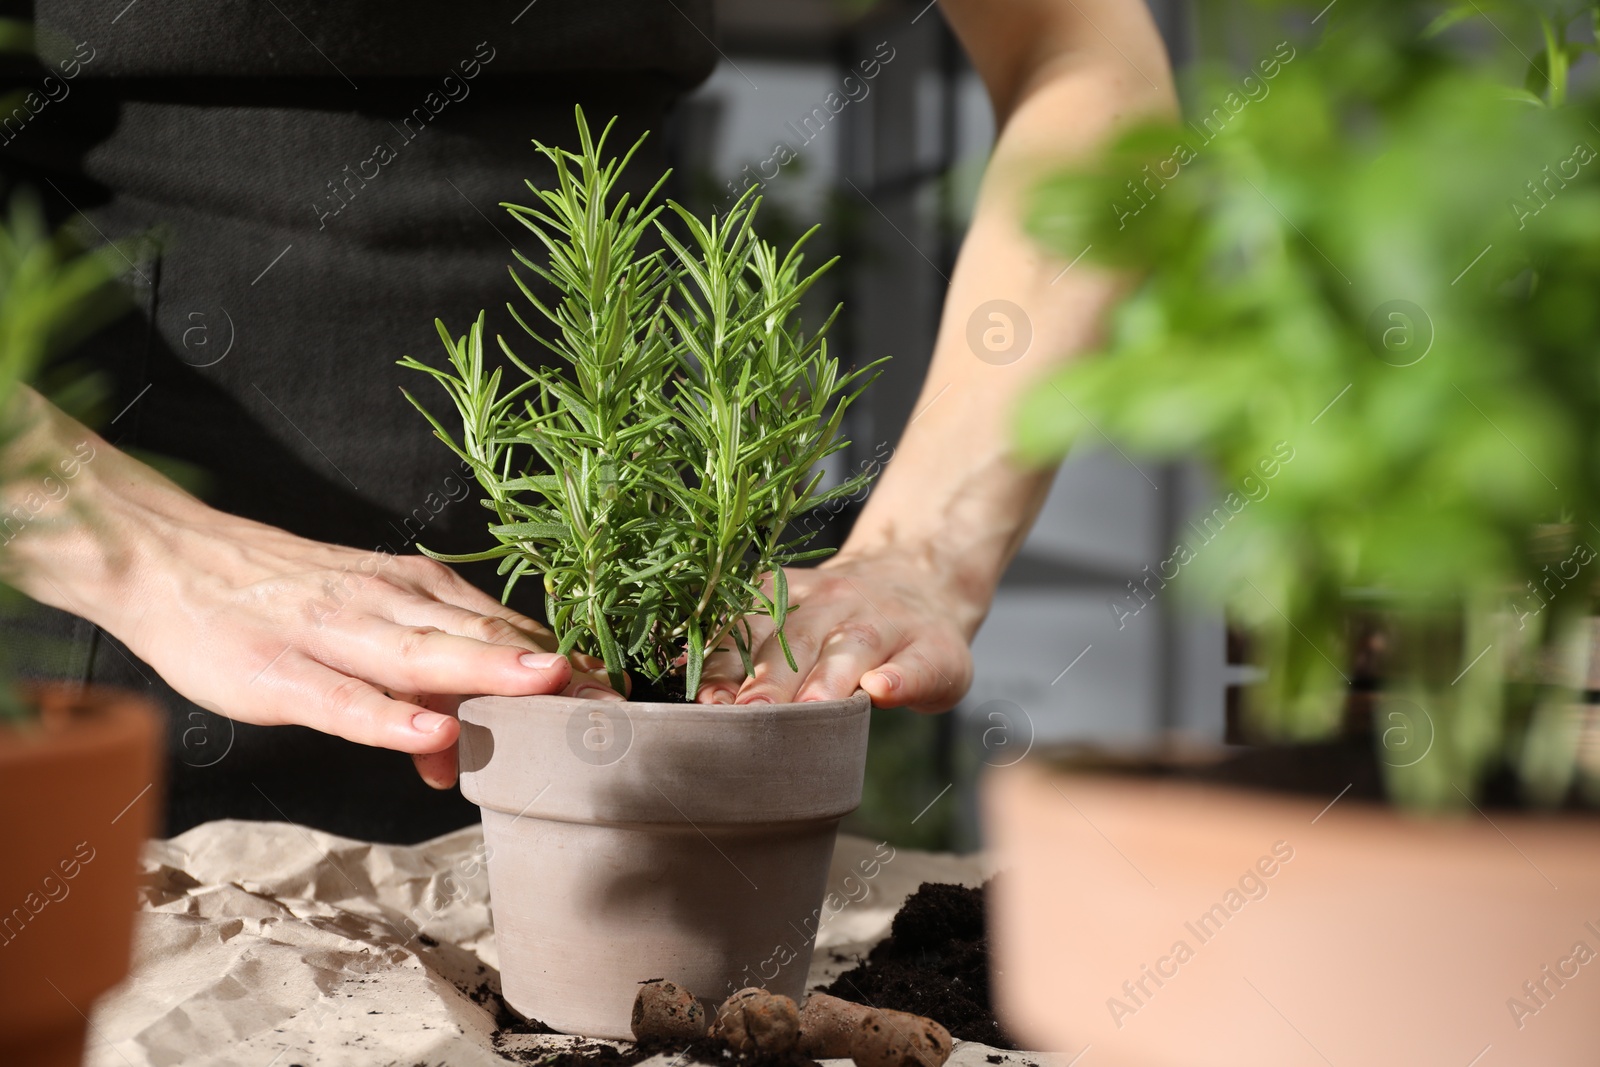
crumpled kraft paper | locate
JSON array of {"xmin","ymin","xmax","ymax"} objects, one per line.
[{"xmin": 82, "ymin": 821, "xmax": 1038, "ymax": 1067}]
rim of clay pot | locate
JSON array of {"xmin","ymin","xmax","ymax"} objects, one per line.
[
  {"xmin": 458, "ymin": 688, "xmax": 872, "ymax": 825},
  {"xmin": 466, "ymin": 691, "xmax": 873, "ymax": 718},
  {"xmin": 1028, "ymin": 736, "xmax": 1600, "ymax": 821},
  {"xmin": 0, "ymin": 682, "xmax": 162, "ymax": 766}
]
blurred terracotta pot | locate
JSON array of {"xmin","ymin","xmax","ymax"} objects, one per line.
[
  {"xmin": 985, "ymin": 754, "xmax": 1600, "ymax": 1067},
  {"xmin": 457, "ymin": 690, "xmax": 871, "ymax": 1038},
  {"xmin": 0, "ymin": 683, "xmax": 164, "ymax": 1067}
]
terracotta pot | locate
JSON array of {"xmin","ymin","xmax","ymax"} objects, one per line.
[
  {"xmin": 985, "ymin": 755, "xmax": 1600, "ymax": 1066},
  {"xmin": 457, "ymin": 690, "xmax": 871, "ymax": 1038},
  {"xmin": 0, "ymin": 683, "xmax": 164, "ymax": 1067}
]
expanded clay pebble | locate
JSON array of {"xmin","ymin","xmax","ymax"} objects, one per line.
[
  {"xmin": 711, "ymin": 987, "xmax": 801, "ymax": 1055},
  {"xmin": 798, "ymin": 993, "xmax": 869, "ymax": 1058},
  {"xmin": 632, "ymin": 979, "xmax": 708, "ymax": 1043},
  {"xmin": 851, "ymin": 1008, "xmax": 953, "ymax": 1067}
]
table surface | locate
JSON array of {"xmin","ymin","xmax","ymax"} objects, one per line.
[{"xmin": 84, "ymin": 820, "xmax": 1054, "ymax": 1067}]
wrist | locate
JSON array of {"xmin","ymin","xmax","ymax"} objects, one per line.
[
  {"xmin": 824, "ymin": 444, "xmax": 1054, "ymax": 642},
  {"xmin": 0, "ymin": 395, "xmax": 210, "ymax": 633},
  {"xmin": 826, "ymin": 529, "xmax": 1000, "ymax": 641}
]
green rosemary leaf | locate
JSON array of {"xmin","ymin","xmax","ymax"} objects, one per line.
[
  {"xmin": 500, "ymin": 557, "xmax": 532, "ymax": 603},
  {"xmin": 772, "ymin": 566, "xmax": 790, "ymax": 630},
  {"xmin": 628, "ymin": 589, "xmax": 660, "ymax": 657},
  {"xmin": 731, "ymin": 620, "xmax": 756, "ymax": 679},
  {"xmin": 685, "ymin": 616, "xmax": 704, "ymax": 699},
  {"xmin": 556, "ymin": 627, "xmax": 584, "ymax": 657},
  {"xmin": 775, "ymin": 626, "xmax": 799, "ymax": 673},
  {"xmin": 499, "ymin": 474, "xmax": 563, "ymax": 493},
  {"xmin": 620, "ymin": 553, "xmax": 693, "ymax": 583},
  {"xmin": 488, "ymin": 521, "xmax": 569, "ymax": 540},
  {"xmin": 591, "ymin": 607, "xmax": 626, "ymax": 693},
  {"xmin": 773, "ymin": 547, "xmax": 836, "ymax": 565},
  {"xmin": 415, "ymin": 544, "xmax": 518, "ymax": 564}
]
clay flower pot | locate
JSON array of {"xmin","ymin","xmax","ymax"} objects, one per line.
[
  {"xmin": 0, "ymin": 683, "xmax": 164, "ymax": 1067},
  {"xmin": 984, "ymin": 754, "xmax": 1600, "ymax": 1066},
  {"xmin": 458, "ymin": 689, "xmax": 871, "ymax": 1038}
]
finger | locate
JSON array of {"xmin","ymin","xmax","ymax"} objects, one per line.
[
  {"xmin": 569, "ymin": 651, "xmax": 630, "ymax": 699},
  {"xmin": 392, "ymin": 597, "xmax": 556, "ymax": 654},
  {"xmin": 861, "ymin": 637, "xmax": 972, "ymax": 713},
  {"xmin": 736, "ymin": 615, "xmax": 823, "ymax": 705},
  {"xmin": 697, "ymin": 616, "xmax": 771, "ymax": 703},
  {"xmin": 564, "ymin": 675, "xmax": 626, "ymax": 700},
  {"xmin": 397, "ymin": 557, "xmax": 561, "ymax": 650},
  {"xmin": 792, "ymin": 620, "xmax": 896, "ymax": 703},
  {"xmin": 413, "ymin": 749, "xmax": 457, "ymax": 789},
  {"xmin": 696, "ymin": 649, "xmax": 743, "ymax": 703},
  {"xmin": 393, "ymin": 649, "xmax": 616, "ymax": 792},
  {"xmin": 323, "ymin": 615, "xmax": 573, "ymax": 697},
  {"xmin": 410, "ymin": 693, "xmax": 462, "ymax": 789},
  {"xmin": 263, "ymin": 655, "xmax": 463, "ymax": 754},
  {"xmin": 401, "ymin": 596, "xmax": 622, "ymax": 698}
]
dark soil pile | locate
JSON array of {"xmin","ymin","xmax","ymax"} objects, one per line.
[
  {"xmin": 820, "ymin": 881, "xmax": 1018, "ymax": 1050},
  {"xmin": 628, "ymin": 672, "xmax": 691, "ymax": 704}
]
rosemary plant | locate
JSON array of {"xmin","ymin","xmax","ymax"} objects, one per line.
[{"xmin": 400, "ymin": 110, "xmax": 883, "ymax": 697}]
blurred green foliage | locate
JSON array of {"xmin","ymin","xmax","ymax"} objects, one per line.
[
  {"xmin": 842, "ymin": 705, "xmax": 956, "ymax": 850},
  {"xmin": 1017, "ymin": 0, "xmax": 1600, "ymax": 809},
  {"xmin": 0, "ymin": 190, "xmax": 129, "ymax": 719}
]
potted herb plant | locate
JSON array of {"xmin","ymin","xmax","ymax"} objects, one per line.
[
  {"xmin": 0, "ymin": 189, "xmax": 164, "ymax": 1067},
  {"xmin": 985, "ymin": 3, "xmax": 1600, "ymax": 1063},
  {"xmin": 400, "ymin": 110, "xmax": 883, "ymax": 1038}
]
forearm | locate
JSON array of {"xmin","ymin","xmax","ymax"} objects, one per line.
[
  {"xmin": 0, "ymin": 385, "xmax": 204, "ymax": 632},
  {"xmin": 835, "ymin": 3, "xmax": 1176, "ymax": 638},
  {"xmin": 0, "ymin": 384, "xmax": 611, "ymax": 764}
]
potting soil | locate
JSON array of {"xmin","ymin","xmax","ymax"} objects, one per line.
[{"xmin": 819, "ymin": 881, "xmax": 1018, "ymax": 1050}]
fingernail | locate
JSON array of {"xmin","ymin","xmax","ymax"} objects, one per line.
[
  {"xmin": 520, "ymin": 652, "xmax": 565, "ymax": 671},
  {"xmin": 412, "ymin": 711, "xmax": 452, "ymax": 733},
  {"xmin": 740, "ymin": 695, "xmax": 773, "ymax": 705},
  {"xmin": 576, "ymin": 685, "xmax": 626, "ymax": 702},
  {"xmin": 869, "ymin": 670, "xmax": 899, "ymax": 692}
]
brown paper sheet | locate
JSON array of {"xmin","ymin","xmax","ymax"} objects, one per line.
[{"xmin": 82, "ymin": 822, "xmax": 1045, "ymax": 1067}]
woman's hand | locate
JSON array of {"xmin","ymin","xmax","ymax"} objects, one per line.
[
  {"xmin": 110, "ymin": 506, "xmax": 620, "ymax": 789},
  {"xmin": 695, "ymin": 550, "xmax": 983, "ymax": 712},
  {"xmin": 3, "ymin": 387, "xmax": 618, "ymax": 790}
]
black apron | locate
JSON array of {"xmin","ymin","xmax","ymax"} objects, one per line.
[{"xmin": 0, "ymin": 0, "xmax": 716, "ymax": 841}]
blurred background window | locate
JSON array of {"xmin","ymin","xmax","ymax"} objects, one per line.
[{"xmin": 664, "ymin": 0, "xmax": 1217, "ymax": 850}]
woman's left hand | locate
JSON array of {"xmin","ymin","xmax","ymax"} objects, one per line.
[{"xmin": 693, "ymin": 551, "xmax": 983, "ymax": 713}]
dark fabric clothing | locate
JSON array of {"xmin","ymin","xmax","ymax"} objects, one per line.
[
  {"xmin": 31, "ymin": 0, "xmax": 717, "ymax": 82},
  {"xmin": 0, "ymin": 1, "xmax": 715, "ymax": 841}
]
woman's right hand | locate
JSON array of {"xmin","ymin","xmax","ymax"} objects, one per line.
[{"xmin": 4, "ymin": 387, "xmax": 618, "ymax": 789}]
